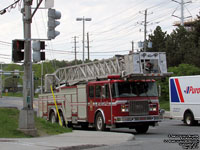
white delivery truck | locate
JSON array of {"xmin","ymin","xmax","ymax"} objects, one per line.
[{"xmin": 169, "ymin": 76, "xmax": 200, "ymax": 125}]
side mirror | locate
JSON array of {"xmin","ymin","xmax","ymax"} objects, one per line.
[{"xmin": 102, "ymin": 86, "xmax": 105, "ymax": 99}]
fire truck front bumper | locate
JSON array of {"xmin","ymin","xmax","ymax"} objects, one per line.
[{"xmin": 114, "ymin": 115, "xmax": 160, "ymax": 123}]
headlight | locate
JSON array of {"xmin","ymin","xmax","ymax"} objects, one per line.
[
  {"xmin": 121, "ymin": 104, "xmax": 129, "ymax": 112},
  {"xmin": 149, "ymin": 104, "xmax": 157, "ymax": 111}
]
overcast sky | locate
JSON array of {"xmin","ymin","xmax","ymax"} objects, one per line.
[{"xmin": 0, "ymin": 0, "xmax": 200, "ymax": 64}]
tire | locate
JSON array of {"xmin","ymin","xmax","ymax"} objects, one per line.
[
  {"xmin": 184, "ymin": 112, "xmax": 195, "ymax": 126},
  {"xmin": 50, "ymin": 111, "xmax": 56, "ymax": 124},
  {"xmin": 60, "ymin": 113, "xmax": 66, "ymax": 127},
  {"xmin": 95, "ymin": 112, "xmax": 106, "ymax": 131},
  {"xmin": 135, "ymin": 124, "xmax": 149, "ymax": 134},
  {"xmin": 67, "ymin": 122, "xmax": 73, "ymax": 128}
]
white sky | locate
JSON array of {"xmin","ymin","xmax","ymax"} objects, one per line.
[{"xmin": 0, "ymin": 0, "xmax": 200, "ymax": 64}]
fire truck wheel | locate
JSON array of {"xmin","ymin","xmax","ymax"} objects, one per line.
[
  {"xmin": 184, "ymin": 112, "xmax": 195, "ymax": 126},
  {"xmin": 95, "ymin": 112, "xmax": 106, "ymax": 131},
  {"xmin": 60, "ymin": 113, "xmax": 66, "ymax": 127},
  {"xmin": 50, "ymin": 112, "xmax": 56, "ymax": 124},
  {"xmin": 135, "ymin": 124, "xmax": 149, "ymax": 134},
  {"xmin": 67, "ymin": 122, "xmax": 73, "ymax": 128}
]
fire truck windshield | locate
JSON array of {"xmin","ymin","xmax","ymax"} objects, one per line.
[{"xmin": 113, "ymin": 81, "xmax": 158, "ymax": 98}]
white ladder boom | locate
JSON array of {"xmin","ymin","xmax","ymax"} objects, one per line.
[{"xmin": 45, "ymin": 52, "xmax": 172, "ymax": 92}]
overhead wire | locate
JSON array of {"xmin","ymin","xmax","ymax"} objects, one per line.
[
  {"xmin": 88, "ymin": 1, "xmax": 180, "ymax": 53},
  {"xmin": 89, "ymin": 1, "xmax": 175, "ymax": 45},
  {"xmin": 2, "ymin": 0, "xmax": 199, "ymax": 62},
  {"xmin": 88, "ymin": 0, "xmax": 148, "ymax": 28},
  {"xmin": 0, "ymin": 0, "xmax": 21, "ymax": 15}
]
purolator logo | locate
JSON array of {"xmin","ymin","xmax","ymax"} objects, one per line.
[{"xmin": 184, "ymin": 86, "xmax": 200, "ymax": 94}]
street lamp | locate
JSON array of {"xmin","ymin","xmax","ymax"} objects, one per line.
[{"xmin": 76, "ymin": 16, "xmax": 92, "ymax": 63}]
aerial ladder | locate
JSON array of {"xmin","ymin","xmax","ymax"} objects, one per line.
[{"xmin": 44, "ymin": 52, "xmax": 172, "ymax": 92}]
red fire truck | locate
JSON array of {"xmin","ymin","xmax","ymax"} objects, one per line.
[{"xmin": 38, "ymin": 52, "xmax": 171, "ymax": 133}]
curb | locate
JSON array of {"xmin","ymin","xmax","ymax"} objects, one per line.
[{"xmin": 163, "ymin": 111, "xmax": 172, "ymax": 119}]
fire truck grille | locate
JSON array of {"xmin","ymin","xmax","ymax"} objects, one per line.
[{"xmin": 129, "ymin": 101, "xmax": 149, "ymax": 116}]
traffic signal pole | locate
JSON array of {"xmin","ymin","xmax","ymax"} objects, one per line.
[{"xmin": 18, "ymin": 0, "xmax": 36, "ymax": 136}]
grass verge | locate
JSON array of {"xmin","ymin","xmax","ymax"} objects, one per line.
[
  {"xmin": 2, "ymin": 92, "xmax": 23, "ymax": 97},
  {"xmin": 0, "ymin": 108, "xmax": 72, "ymax": 138},
  {"xmin": 2, "ymin": 92, "xmax": 39, "ymax": 98}
]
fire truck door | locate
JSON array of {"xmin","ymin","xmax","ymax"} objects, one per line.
[
  {"xmin": 88, "ymin": 85, "xmax": 95, "ymax": 123},
  {"xmin": 108, "ymin": 83, "xmax": 113, "ymax": 125},
  {"xmin": 102, "ymin": 84, "xmax": 112, "ymax": 125}
]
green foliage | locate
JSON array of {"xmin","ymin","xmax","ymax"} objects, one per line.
[
  {"xmin": 159, "ymin": 99, "xmax": 169, "ymax": 111},
  {"xmin": 35, "ymin": 117, "xmax": 72, "ymax": 136},
  {"xmin": 4, "ymin": 63, "xmax": 23, "ymax": 71},
  {"xmin": 0, "ymin": 108, "xmax": 72, "ymax": 138},
  {"xmin": 169, "ymin": 64, "xmax": 200, "ymax": 76},
  {"xmin": 148, "ymin": 26, "xmax": 167, "ymax": 52},
  {"xmin": 0, "ymin": 108, "xmax": 29, "ymax": 138},
  {"xmin": 2, "ymin": 92, "xmax": 23, "ymax": 97},
  {"xmin": 3, "ymin": 64, "xmax": 23, "ymax": 90}
]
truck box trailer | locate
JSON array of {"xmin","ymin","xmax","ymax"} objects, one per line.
[{"xmin": 169, "ymin": 76, "xmax": 200, "ymax": 125}]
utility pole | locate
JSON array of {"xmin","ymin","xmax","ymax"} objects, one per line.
[
  {"xmin": 18, "ymin": 0, "xmax": 36, "ymax": 136},
  {"xmin": 144, "ymin": 9, "xmax": 147, "ymax": 52},
  {"xmin": 87, "ymin": 32, "xmax": 90, "ymax": 61},
  {"xmin": 131, "ymin": 41, "xmax": 134, "ymax": 53},
  {"xmin": 41, "ymin": 61, "xmax": 43, "ymax": 94},
  {"xmin": 0, "ymin": 63, "xmax": 3, "ymax": 98},
  {"xmin": 73, "ymin": 36, "xmax": 78, "ymax": 65},
  {"xmin": 139, "ymin": 9, "xmax": 153, "ymax": 52}
]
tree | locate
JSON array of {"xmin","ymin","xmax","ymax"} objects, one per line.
[
  {"xmin": 167, "ymin": 26, "xmax": 193, "ymax": 66},
  {"xmin": 148, "ymin": 24, "xmax": 200, "ymax": 67},
  {"xmin": 148, "ymin": 26, "xmax": 167, "ymax": 52},
  {"xmin": 191, "ymin": 13, "xmax": 200, "ymax": 47}
]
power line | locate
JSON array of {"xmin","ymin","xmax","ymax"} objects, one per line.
[
  {"xmin": 0, "ymin": 0, "xmax": 22, "ymax": 15},
  {"xmin": 88, "ymin": 0, "xmax": 147, "ymax": 28},
  {"xmin": 0, "ymin": 40, "xmax": 11, "ymax": 45},
  {"xmin": 0, "ymin": 54, "xmax": 10, "ymax": 56},
  {"xmin": 45, "ymin": 48, "xmax": 130, "ymax": 54}
]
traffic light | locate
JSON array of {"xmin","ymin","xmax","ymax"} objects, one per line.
[
  {"xmin": 34, "ymin": 76, "xmax": 39, "ymax": 80},
  {"xmin": 12, "ymin": 40, "xmax": 24, "ymax": 62},
  {"xmin": 32, "ymin": 40, "xmax": 45, "ymax": 63},
  {"xmin": 47, "ymin": 8, "xmax": 61, "ymax": 39},
  {"xmin": 13, "ymin": 75, "xmax": 20, "ymax": 78}
]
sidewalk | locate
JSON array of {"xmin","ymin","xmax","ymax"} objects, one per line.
[{"xmin": 0, "ymin": 130, "xmax": 134, "ymax": 150}]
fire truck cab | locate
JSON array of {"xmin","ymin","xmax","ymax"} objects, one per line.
[{"xmin": 87, "ymin": 78, "xmax": 159, "ymax": 133}]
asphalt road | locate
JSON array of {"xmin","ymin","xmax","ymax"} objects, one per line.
[
  {"xmin": 0, "ymin": 96, "xmax": 38, "ymax": 111},
  {"xmin": 88, "ymin": 119, "xmax": 200, "ymax": 150},
  {"xmin": 0, "ymin": 97, "xmax": 199, "ymax": 150},
  {"xmin": 0, "ymin": 96, "xmax": 23, "ymax": 109}
]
